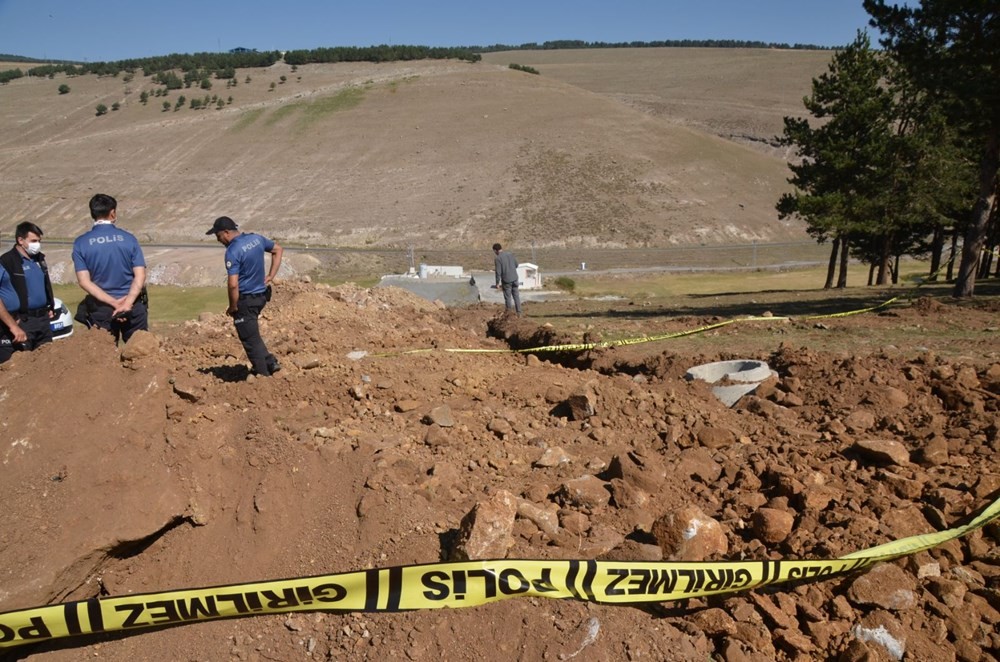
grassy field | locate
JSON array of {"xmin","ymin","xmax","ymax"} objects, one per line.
[
  {"xmin": 53, "ymin": 262, "xmax": 936, "ymax": 326},
  {"xmin": 564, "ymin": 262, "xmax": 931, "ymax": 299},
  {"xmin": 52, "ymin": 284, "xmax": 227, "ymax": 331}
]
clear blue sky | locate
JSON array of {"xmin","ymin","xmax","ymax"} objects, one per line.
[{"xmin": 0, "ymin": 0, "xmax": 876, "ymax": 62}]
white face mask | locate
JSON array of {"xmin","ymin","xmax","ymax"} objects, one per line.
[{"xmin": 25, "ymin": 241, "xmax": 42, "ymax": 256}]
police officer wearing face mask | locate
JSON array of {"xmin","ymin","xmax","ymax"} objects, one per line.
[{"xmin": 0, "ymin": 221, "xmax": 55, "ymax": 361}]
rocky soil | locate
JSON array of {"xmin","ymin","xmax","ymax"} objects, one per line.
[{"xmin": 1, "ymin": 281, "xmax": 999, "ymax": 661}]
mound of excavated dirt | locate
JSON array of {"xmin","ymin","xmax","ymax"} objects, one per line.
[{"xmin": 1, "ymin": 281, "xmax": 998, "ymax": 660}]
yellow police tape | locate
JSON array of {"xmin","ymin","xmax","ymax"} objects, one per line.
[
  {"xmin": 2, "ymin": 488, "xmax": 997, "ymax": 650},
  {"xmin": 371, "ymin": 296, "xmax": 900, "ymax": 358}
]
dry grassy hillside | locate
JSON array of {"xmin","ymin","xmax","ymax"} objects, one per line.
[
  {"xmin": 0, "ymin": 52, "xmax": 823, "ymax": 249},
  {"xmin": 481, "ymin": 48, "xmax": 834, "ymax": 157}
]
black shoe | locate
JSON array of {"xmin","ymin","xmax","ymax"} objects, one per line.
[{"xmin": 267, "ymin": 361, "xmax": 282, "ymax": 374}]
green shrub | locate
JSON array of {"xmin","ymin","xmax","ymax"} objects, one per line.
[
  {"xmin": 95, "ymin": 104, "xmax": 108, "ymax": 116},
  {"xmin": 509, "ymin": 63, "xmax": 540, "ymax": 75},
  {"xmin": 58, "ymin": 84, "xmax": 70, "ymax": 94},
  {"xmin": 111, "ymin": 101, "xmax": 120, "ymax": 111},
  {"xmin": 139, "ymin": 90, "xmax": 148, "ymax": 104},
  {"xmin": 162, "ymin": 100, "xmax": 170, "ymax": 111},
  {"xmin": 155, "ymin": 71, "xmax": 182, "ymax": 90},
  {"xmin": 552, "ymin": 276, "xmax": 575, "ymax": 292},
  {"xmin": 0, "ymin": 69, "xmax": 24, "ymax": 84}
]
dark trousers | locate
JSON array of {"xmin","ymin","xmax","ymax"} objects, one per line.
[
  {"xmin": 501, "ymin": 281, "xmax": 521, "ymax": 314},
  {"xmin": 80, "ymin": 298, "xmax": 148, "ymax": 345},
  {"xmin": 0, "ymin": 313, "xmax": 52, "ymax": 363},
  {"xmin": 19, "ymin": 313, "xmax": 53, "ymax": 349},
  {"xmin": 233, "ymin": 293, "xmax": 276, "ymax": 376},
  {"xmin": 0, "ymin": 325, "xmax": 16, "ymax": 363}
]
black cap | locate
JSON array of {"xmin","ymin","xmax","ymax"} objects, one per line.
[{"xmin": 206, "ymin": 216, "xmax": 238, "ymax": 235}]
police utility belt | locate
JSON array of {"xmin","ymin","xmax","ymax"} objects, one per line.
[
  {"xmin": 19, "ymin": 307, "xmax": 50, "ymax": 319},
  {"xmin": 239, "ymin": 285, "xmax": 272, "ymax": 301}
]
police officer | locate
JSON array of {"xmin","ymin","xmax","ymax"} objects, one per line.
[
  {"xmin": 206, "ymin": 216, "xmax": 283, "ymax": 377},
  {"xmin": 0, "ymin": 261, "xmax": 29, "ymax": 364},
  {"xmin": 72, "ymin": 194, "xmax": 148, "ymax": 344},
  {"xmin": 0, "ymin": 222, "xmax": 56, "ymax": 358}
]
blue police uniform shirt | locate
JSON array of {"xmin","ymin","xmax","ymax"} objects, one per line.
[
  {"xmin": 21, "ymin": 254, "xmax": 47, "ymax": 309},
  {"xmin": 225, "ymin": 233, "xmax": 274, "ymax": 295},
  {"xmin": 0, "ymin": 265, "xmax": 19, "ymax": 313},
  {"xmin": 72, "ymin": 223, "xmax": 146, "ymax": 298}
]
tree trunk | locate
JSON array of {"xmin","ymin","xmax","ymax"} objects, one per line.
[
  {"xmin": 837, "ymin": 238, "xmax": 849, "ymax": 288},
  {"xmin": 980, "ymin": 248, "xmax": 994, "ymax": 279},
  {"xmin": 876, "ymin": 234, "xmax": 892, "ymax": 285},
  {"xmin": 928, "ymin": 227, "xmax": 944, "ymax": 281},
  {"xmin": 824, "ymin": 238, "xmax": 840, "ymax": 289},
  {"xmin": 953, "ymin": 128, "xmax": 999, "ymax": 297},
  {"xmin": 947, "ymin": 229, "xmax": 959, "ymax": 282},
  {"xmin": 868, "ymin": 262, "xmax": 876, "ymax": 286},
  {"xmin": 892, "ymin": 254, "xmax": 900, "ymax": 285},
  {"xmin": 981, "ymin": 198, "xmax": 999, "ymax": 278}
]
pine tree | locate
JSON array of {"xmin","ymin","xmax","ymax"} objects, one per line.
[
  {"xmin": 866, "ymin": 0, "xmax": 1000, "ymax": 297},
  {"xmin": 777, "ymin": 33, "xmax": 894, "ymax": 288}
]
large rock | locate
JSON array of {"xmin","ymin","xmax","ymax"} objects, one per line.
[
  {"xmin": 558, "ymin": 475, "xmax": 611, "ymax": 510},
  {"xmin": 564, "ymin": 391, "xmax": 596, "ymax": 421},
  {"xmin": 606, "ymin": 451, "xmax": 666, "ymax": 493},
  {"xmin": 696, "ymin": 425, "xmax": 737, "ymax": 449},
  {"xmin": 120, "ymin": 329, "xmax": 160, "ymax": 361},
  {"xmin": 651, "ymin": 505, "xmax": 728, "ymax": 560},
  {"xmin": 917, "ymin": 435, "xmax": 949, "ymax": 466},
  {"xmin": 751, "ymin": 507, "xmax": 795, "ymax": 544},
  {"xmin": 849, "ymin": 611, "xmax": 908, "ymax": 661},
  {"xmin": 516, "ymin": 499, "xmax": 559, "ymax": 538},
  {"xmin": 534, "ymin": 446, "xmax": 571, "ymax": 468},
  {"xmin": 847, "ymin": 563, "xmax": 918, "ymax": 611},
  {"xmin": 854, "ymin": 439, "xmax": 910, "ymax": 466},
  {"xmin": 843, "ymin": 409, "xmax": 877, "ymax": 432},
  {"xmin": 422, "ymin": 405, "xmax": 454, "ymax": 427},
  {"xmin": 676, "ymin": 447, "xmax": 723, "ymax": 483},
  {"xmin": 450, "ymin": 490, "xmax": 517, "ymax": 561}
]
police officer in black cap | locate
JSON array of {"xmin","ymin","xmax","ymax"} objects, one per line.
[{"xmin": 207, "ymin": 216, "xmax": 283, "ymax": 377}]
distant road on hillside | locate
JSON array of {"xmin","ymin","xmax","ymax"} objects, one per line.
[{"xmin": 44, "ymin": 239, "xmax": 829, "ymax": 275}]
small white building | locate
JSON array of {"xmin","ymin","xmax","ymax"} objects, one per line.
[
  {"xmin": 418, "ymin": 264, "xmax": 465, "ymax": 279},
  {"xmin": 517, "ymin": 263, "xmax": 542, "ymax": 289}
]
